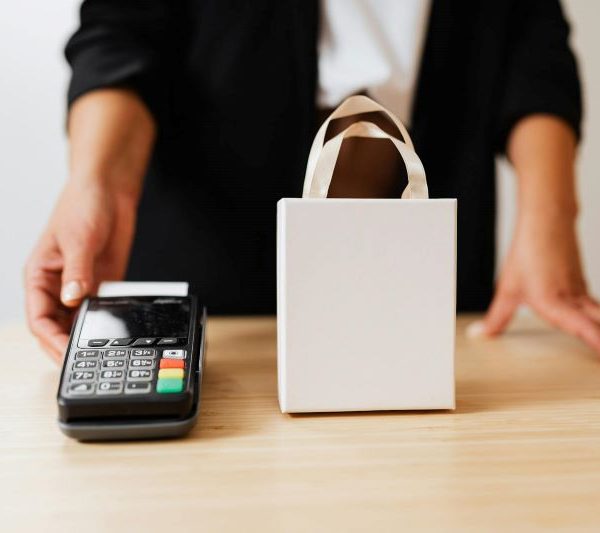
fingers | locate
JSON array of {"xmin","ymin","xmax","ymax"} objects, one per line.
[
  {"xmin": 467, "ymin": 289, "xmax": 518, "ymax": 339},
  {"xmin": 581, "ymin": 296, "xmax": 600, "ymax": 323},
  {"xmin": 36, "ymin": 320, "xmax": 69, "ymax": 362},
  {"xmin": 26, "ymin": 280, "xmax": 70, "ymax": 361},
  {"xmin": 533, "ymin": 297, "xmax": 600, "ymax": 354},
  {"xmin": 25, "ymin": 244, "xmax": 71, "ymax": 363},
  {"xmin": 60, "ymin": 242, "xmax": 94, "ymax": 307}
]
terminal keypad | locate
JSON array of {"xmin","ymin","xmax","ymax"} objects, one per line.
[{"xmin": 65, "ymin": 343, "xmax": 187, "ymax": 397}]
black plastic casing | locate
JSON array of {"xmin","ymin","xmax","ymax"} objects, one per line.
[{"xmin": 56, "ymin": 296, "xmax": 206, "ymax": 441}]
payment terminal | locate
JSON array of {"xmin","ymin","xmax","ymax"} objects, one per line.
[{"xmin": 57, "ymin": 293, "xmax": 206, "ymax": 441}]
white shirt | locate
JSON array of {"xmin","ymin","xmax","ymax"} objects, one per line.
[{"xmin": 318, "ymin": 0, "xmax": 431, "ymax": 126}]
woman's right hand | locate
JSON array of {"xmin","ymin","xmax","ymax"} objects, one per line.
[
  {"xmin": 24, "ymin": 89, "xmax": 156, "ymax": 361},
  {"xmin": 25, "ymin": 181, "xmax": 138, "ymax": 361}
]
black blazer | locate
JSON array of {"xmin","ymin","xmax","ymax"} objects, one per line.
[{"xmin": 66, "ymin": 0, "xmax": 581, "ymax": 314}]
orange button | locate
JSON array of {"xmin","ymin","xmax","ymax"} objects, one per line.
[{"xmin": 160, "ymin": 358, "xmax": 184, "ymax": 369}]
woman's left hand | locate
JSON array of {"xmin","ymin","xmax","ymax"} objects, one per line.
[
  {"xmin": 468, "ymin": 115, "xmax": 600, "ymax": 354},
  {"xmin": 469, "ymin": 209, "xmax": 600, "ymax": 353}
]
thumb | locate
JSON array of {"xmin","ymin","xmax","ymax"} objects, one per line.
[
  {"xmin": 467, "ymin": 290, "xmax": 518, "ymax": 339},
  {"xmin": 60, "ymin": 242, "xmax": 95, "ymax": 307}
]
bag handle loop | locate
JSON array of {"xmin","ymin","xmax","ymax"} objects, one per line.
[
  {"xmin": 303, "ymin": 95, "xmax": 428, "ymax": 199},
  {"xmin": 306, "ymin": 120, "xmax": 428, "ymax": 199}
]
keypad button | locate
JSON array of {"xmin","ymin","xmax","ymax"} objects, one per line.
[
  {"xmin": 157, "ymin": 338, "xmax": 179, "ymax": 346},
  {"xmin": 68, "ymin": 383, "xmax": 95, "ymax": 395},
  {"xmin": 110, "ymin": 338, "xmax": 133, "ymax": 346},
  {"xmin": 88, "ymin": 339, "xmax": 109, "ymax": 347},
  {"xmin": 156, "ymin": 378, "xmax": 184, "ymax": 394},
  {"xmin": 101, "ymin": 359, "xmax": 126, "ymax": 369},
  {"xmin": 131, "ymin": 348, "xmax": 155, "ymax": 358},
  {"xmin": 159, "ymin": 359, "xmax": 185, "ymax": 369},
  {"xmin": 70, "ymin": 370, "xmax": 96, "ymax": 382},
  {"xmin": 125, "ymin": 382, "xmax": 151, "ymax": 394},
  {"xmin": 104, "ymin": 349, "xmax": 128, "ymax": 358},
  {"xmin": 132, "ymin": 338, "xmax": 156, "ymax": 347},
  {"xmin": 162, "ymin": 349, "xmax": 186, "ymax": 360},
  {"xmin": 129, "ymin": 358, "xmax": 154, "ymax": 369},
  {"xmin": 75, "ymin": 350, "xmax": 100, "ymax": 360},
  {"xmin": 73, "ymin": 360, "xmax": 98, "ymax": 370},
  {"xmin": 158, "ymin": 368, "xmax": 184, "ymax": 380},
  {"xmin": 99, "ymin": 369, "xmax": 125, "ymax": 381},
  {"xmin": 97, "ymin": 382, "xmax": 123, "ymax": 395},
  {"xmin": 127, "ymin": 369, "xmax": 153, "ymax": 381}
]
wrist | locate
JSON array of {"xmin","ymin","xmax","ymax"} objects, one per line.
[
  {"xmin": 518, "ymin": 197, "xmax": 578, "ymax": 221},
  {"xmin": 516, "ymin": 205, "xmax": 578, "ymax": 240},
  {"xmin": 67, "ymin": 89, "xmax": 155, "ymax": 208},
  {"xmin": 517, "ymin": 185, "xmax": 579, "ymax": 225},
  {"xmin": 508, "ymin": 114, "xmax": 580, "ymax": 224},
  {"xmin": 68, "ymin": 171, "xmax": 142, "ymax": 208}
]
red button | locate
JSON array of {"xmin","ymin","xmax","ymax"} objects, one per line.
[{"xmin": 160, "ymin": 358, "xmax": 184, "ymax": 369}]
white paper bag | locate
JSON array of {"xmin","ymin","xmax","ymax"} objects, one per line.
[{"xmin": 277, "ymin": 96, "xmax": 456, "ymax": 413}]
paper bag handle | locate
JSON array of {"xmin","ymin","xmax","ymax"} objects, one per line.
[
  {"xmin": 303, "ymin": 95, "xmax": 428, "ymax": 199},
  {"xmin": 306, "ymin": 120, "xmax": 428, "ymax": 199}
]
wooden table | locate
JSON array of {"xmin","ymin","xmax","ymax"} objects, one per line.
[{"xmin": 1, "ymin": 316, "xmax": 599, "ymax": 531}]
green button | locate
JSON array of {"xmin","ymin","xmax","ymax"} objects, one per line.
[{"xmin": 156, "ymin": 378, "xmax": 184, "ymax": 394}]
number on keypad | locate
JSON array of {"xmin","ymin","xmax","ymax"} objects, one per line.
[
  {"xmin": 75, "ymin": 350, "xmax": 100, "ymax": 360},
  {"xmin": 129, "ymin": 358, "xmax": 154, "ymax": 368},
  {"xmin": 104, "ymin": 349, "xmax": 127, "ymax": 358},
  {"xmin": 73, "ymin": 360, "xmax": 98, "ymax": 369},
  {"xmin": 131, "ymin": 349, "xmax": 155, "ymax": 358},
  {"xmin": 127, "ymin": 369, "xmax": 153, "ymax": 381},
  {"xmin": 97, "ymin": 382, "xmax": 123, "ymax": 395},
  {"xmin": 102, "ymin": 359, "xmax": 126, "ymax": 368},
  {"xmin": 71, "ymin": 371, "xmax": 95, "ymax": 382},
  {"xmin": 99, "ymin": 370, "xmax": 124, "ymax": 381}
]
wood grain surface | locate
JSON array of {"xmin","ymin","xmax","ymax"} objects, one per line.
[{"xmin": 1, "ymin": 315, "xmax": 599, "ymax": 532}]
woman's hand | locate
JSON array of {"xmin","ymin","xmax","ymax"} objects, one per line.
[
  {"xmin": 472, "ymin": 210, "xmax": 600, "ymax": 352},
  {"xmin": 25, "ymin": 182, "xmax": 138, "ymax": 361},
  {"xmin": 24, "ymin": 89, "xmax": 155, "ymax": 361},
  {"xmin": 469, "ymin": 114, "xmax": 600, "ymax": 353}
]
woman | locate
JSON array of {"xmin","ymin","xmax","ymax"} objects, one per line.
[{"xmin": 26, "ymin": 0, "xmax": 600, "ymax": 360}]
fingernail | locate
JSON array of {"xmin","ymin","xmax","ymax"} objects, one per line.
[
  {"xmin": 61, "ymin": 280, "xmax": 83, "ymax": 303},
  {"xmin": 466, "ymin": 320, "xmax": 487, "ymax": 339}
]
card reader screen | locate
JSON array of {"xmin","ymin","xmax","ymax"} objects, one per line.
[{"xmin": 80, "ymin": 298, "xmax": 190, "ymax": 340}]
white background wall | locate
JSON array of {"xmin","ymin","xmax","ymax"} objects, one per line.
[{"xmin": 0, "ymin": 1, "xmax": 598, "ymax": 325}]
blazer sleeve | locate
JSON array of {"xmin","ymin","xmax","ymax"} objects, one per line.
[
  {"xmin": 496, "ymin": 0, "xmax": 583, "ymax": 151},
  {"xmin": 65, "ymin": 0, "xmax": 174, "ymax": 122}
]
